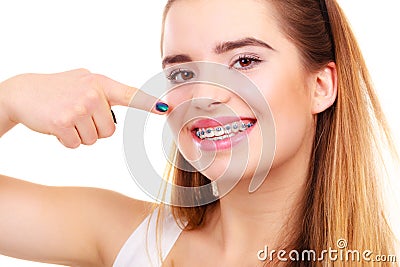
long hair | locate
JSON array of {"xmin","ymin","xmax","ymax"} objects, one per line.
[{"xmin": 156, "ymin": 0, "xmax": 398, "ymax": 265}]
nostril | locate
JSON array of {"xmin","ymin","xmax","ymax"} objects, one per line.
[
  {"xmin": 192, "ymin": 97, "xmax": 227, "ymax": 111},
  {"xmin": 209, "ymin": 101, "xmax": 222, "ymax": 106}
]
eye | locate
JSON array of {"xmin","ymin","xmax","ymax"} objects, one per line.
[
  {"xmin": 167, "ymin": 68, "xmax": 195, "ymax": 83},
  {"xmin": 231, "ymin": 55, "xmax": 262, "ymax": 70}
]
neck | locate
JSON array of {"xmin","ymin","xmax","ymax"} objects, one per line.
[{"xmin": 205, "ymin": 150, "xmax": 310, "ymax": 256}]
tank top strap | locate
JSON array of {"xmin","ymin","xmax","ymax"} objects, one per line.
[{"xmin": 113, "ymin": 206, "xmax": 183, "ymax": 267}]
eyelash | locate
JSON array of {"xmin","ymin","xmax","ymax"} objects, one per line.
[
  {"xmin": 230, "ymin": 54, "xmax": 263, "ymax": 71},
  {"xmin": 166, "ymin": 55, "xmax": 263, "ymax": 82},
  {"xmin": 166, "ymin": 68, "xmax": 195, "ymax": 83}
]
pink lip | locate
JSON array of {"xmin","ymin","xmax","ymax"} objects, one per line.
[
  {"xmin": 190, "ymin": 116, "xmax": 255, "ymax": 131},
  {"xmin": 190, "ymin": 116, "xmax": 257, "ymax": 151}
]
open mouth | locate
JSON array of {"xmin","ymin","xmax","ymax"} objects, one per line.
[
  {"xmin": 189, "ymin": 117, "xmax": 257, "ymax": 151},
  {"xmin": 194, "ymin": 119, "xmax": 256, "ymax": 141}
]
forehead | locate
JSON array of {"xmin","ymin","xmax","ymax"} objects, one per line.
[{"xmin": 162, "ymin": 0, "xmax": 282, "ymax": 56}]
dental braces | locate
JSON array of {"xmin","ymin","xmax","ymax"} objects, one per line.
[{"xmin": 196, "ymin": 121, "xmax": 254, "ymax": 140}]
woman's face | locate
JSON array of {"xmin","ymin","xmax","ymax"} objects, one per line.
[{"xmin": 162, "ymin": 0, "xmax": 315, "ymax": 183}]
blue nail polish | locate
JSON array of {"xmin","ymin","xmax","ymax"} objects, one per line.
[{"xmin": 156, "ymin": 102, "xmax": 169, "ymax": 113}]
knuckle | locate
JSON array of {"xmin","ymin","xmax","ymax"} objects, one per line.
[
  {"xmin": 69, "ymin": 141, "xmax": 81, "ymax": 149},
  {"xmin": 100, "ymin": 124, "xmax": 116, "ymax": 138},
  {"xmin": 77, "ymin": 94, "xmax": 99, "ymax": 115},
  {"xmin": 72, "ymin": 104, "xmax": 88, "ymax": 117},
  {"xmin": 84, "ymin": 90, "xmax": 101, "ymax": 111},
  {"xmin": 85, "ymin": 89, "xmax": 100, "ymax": 101},
  {"xmin": 71, "ymin": 68, "xmax": 91, "ymax": 76},
  {"xmin": 124, "ymin": 86, "xmax": 135, "ymax": 105},
  {"xmin": 52, "ymin": 114, "xmax": 74, "ymax": 129},
  {"xmin": 84, "ymin": 138, "xmax": 97, "ymax": 146},
  {"xmin": 79, "ymin": 72, "xmax": 98, "ymax": 88},
  {"xmin": 85, "ymin": 73, "xmax": 105, "ymax": 87},
  {"xmin": 78, "ymin": 75, "xmax": 104, "ymax": 109},
  {"xmin": 77, "ymin": 68, "xmax": 90, "ymax": 74},
  {"xmin": 63, "ymin": 138, "xmax": 81, "ymax": 149},
  {"xmin": 93, "ymin": 73, "xmax": 107, "ymax": 81}
]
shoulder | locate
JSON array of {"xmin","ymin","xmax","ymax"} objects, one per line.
[
  {"xmin": 113, "ymin": 204, "xmax": 186, "ymax": 267},
  {"xmin": 69, "ymin": 187, "xmax": 156, "ymax": 266}
]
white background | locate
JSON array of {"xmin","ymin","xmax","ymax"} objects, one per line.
[{"xmin": 0, "ymin": 1, "xmax": 399, "ymax": 266}]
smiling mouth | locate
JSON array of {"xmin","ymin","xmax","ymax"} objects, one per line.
[{"xmin": 193, "ymin": 119, "xmax": 256, "ymax": 141}]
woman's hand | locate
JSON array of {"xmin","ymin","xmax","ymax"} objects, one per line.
[
  {"xmin": 0, "ymin": 69, "xmax": 166, "ymax": 148},
  {"xmin": 0, "ymin": 70, "xmax": 164, "ymax": 265}
]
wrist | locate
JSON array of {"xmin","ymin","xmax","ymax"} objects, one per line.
[{"xmin": 0, "ymin": 75, "xmax": 20, "ymax": 136}]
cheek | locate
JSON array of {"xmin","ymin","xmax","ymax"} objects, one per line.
[
  {"xmin": 165, "ymin": 87, "xmax": 194, "ymax": 135},
  {"xmin": 165, "ymin": 89, "xmax": 191, "ymax": 154},
  {"xmin": 165, "ymin": 88, "xmax": 190, "ymax": 108},
  {"xmin": 253, "ymin": 71, "xmax": 313, "ymax": 168}
]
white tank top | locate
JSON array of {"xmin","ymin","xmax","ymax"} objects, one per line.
[{"xmin": 113, "ymin": 207, "xmax": 183, "ymax": 267}]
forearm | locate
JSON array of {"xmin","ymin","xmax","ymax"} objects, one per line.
[{"xmin": 0, "ymin": 75, "xmax": 19, "ymax": 137}]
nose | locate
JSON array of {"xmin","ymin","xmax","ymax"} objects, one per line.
[{"xmin": 191, "ymin": 84, "xmax": 231, "ymax": 111}]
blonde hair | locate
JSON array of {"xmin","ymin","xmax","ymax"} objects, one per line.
[{"xmin": 156, "ymin": 0, "xmax": 399, "ymax": 266}]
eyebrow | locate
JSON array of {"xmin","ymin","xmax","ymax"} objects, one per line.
[
  {"xmin": 162, "ymin": 37, "xmax": 275, "ymax": 68},
  {"xmin": 162, "ymin": 54, "xmax": 192, "ymax": 69},
  {"xmin": 214, "ymin": 37, "xmax": 275, "ymax": 54}
]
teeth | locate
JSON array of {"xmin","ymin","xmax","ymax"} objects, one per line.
[
  {"xmin": 201, "ymin": 129, "xmax": 206, "ymax": 139},
  {"xmin": 214, "ymin": 126, "xmax": 224, "ymax": 137},
  {"xmin": 232, "ymin": 122, "xmax": 239, "ymax": 133},
  {"xmin": 205, "ymin": 128, "xmax": 214, "ymax": 138},
  {"xmin": 195, "ymin": 120, "xmax": 255, "ymax": 140},
  {"xmin": 208, "ymin": 133, "xmax": 235, "ymax": 141},
  {"xmin": 224, "ymin": 124, "xmax": 232, "ymax": 134},
  {"xmin": 198, "ymin": 129, "xmax": 205, "ymax": 139},
  {"xmin": 239, "ymin": 122, "xmax": 247, "ymax": 132}
]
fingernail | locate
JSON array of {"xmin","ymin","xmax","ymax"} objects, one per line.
[
  {"xmin": 155, "ymin": 102, "xmax": 169, "ymax": 113},
  {"xmin": 111, "ymin": 109, "xmax": 117, "ymax": 124}
]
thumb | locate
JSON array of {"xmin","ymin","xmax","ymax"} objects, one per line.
[{"xmin": 101, "ymin": 75, "xmax": 169, "ymax": 114}]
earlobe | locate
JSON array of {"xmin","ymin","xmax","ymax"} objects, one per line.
[{"xmin": 311, "ymin": 62, "xmax": 337, "ymax": 114}]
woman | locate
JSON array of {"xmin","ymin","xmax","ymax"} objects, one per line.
[{"xmin": 0, "ymin": 0, "xmax": 398, "ymax": 266}]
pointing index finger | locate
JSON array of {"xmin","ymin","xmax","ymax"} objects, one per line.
[
  {"xmin": 129, "ymin": 89, "xmax": 169, "ymax": 114},
  {"xmin": 102, "ymin": 76, "xmax": 169, "ymax": 114}
]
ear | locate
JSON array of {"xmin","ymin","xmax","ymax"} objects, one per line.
[{"xmin": 311, "ymin": 62, "xmax": 337, "ymax": 114}]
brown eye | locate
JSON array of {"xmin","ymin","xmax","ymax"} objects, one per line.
[
  {"xmin": 182, "ymin": 71, "xmax": 194, "ymax": 80},
  {"xmin": 167, "ymin": 69, "xmax": 195, "ymax": 83},
  {"xmin": 239, "ymin": 58, "xmax": 252, "ymax": 68},
  {"xmin": 232, "ymin": 55, "xmax": 262, "ymax": 70}
]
